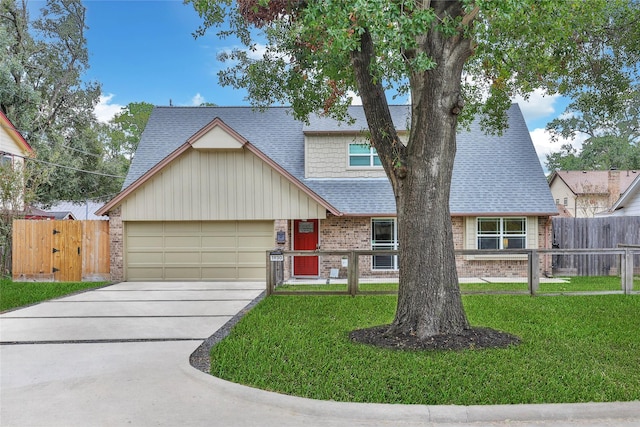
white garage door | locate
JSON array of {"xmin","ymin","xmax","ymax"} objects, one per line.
[{"xmin": 125, "ymin": 221, "xmax": 274, "ymax": 281}]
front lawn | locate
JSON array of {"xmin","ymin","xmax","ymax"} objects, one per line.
[
  {"xmin": 0, "ymin": 279, "xmax": 108, "ymax": 311},
  {"xmin": 210, "ymin": 293, "xmax": 640, "ymax": 405}
]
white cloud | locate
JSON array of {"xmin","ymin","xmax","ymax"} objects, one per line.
[
  {"xmin": 530, "ymin": 127, "xmax": 588, "ymax": 174},
  {"xmin": 513, "ymin": 89, "xmax": 561, "ymax": 121},
  {"xmin": 95, "ymin": 94, "xmax": 123, "ymax": 123},
  {"xmin": 248, "ymin": 43, "xmax": 267, "ymax": 60},
  {"xmin": 218, "ymin": 43, "xmax": 270, "ymax": 62},
  {"xmin": 191, "ymin": 93, "xmax": 206, "ymax": 106}
]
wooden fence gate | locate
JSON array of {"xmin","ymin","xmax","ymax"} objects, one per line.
[{"xmin": 12, "ymin": 220, "xmax": 110, "ymax": 282}]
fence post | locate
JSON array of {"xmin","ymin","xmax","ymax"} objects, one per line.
[
  {"xmin": 266, "ymin": 251, "xmax": 273, "ymax": 296},
  {"xmin": 352, "ymin": 252, "xmax": 359, "ymax": 296},
  {"xmin": 624, "ymin": 249, "xmax": 633, "ymax": 295},
  {"xmin": 528, "ymin": 250, "xmax": 539, "ymax": 296},
  {"xmin": 347, "ymin": 251, "xmax": 357, "ymax": 296}
]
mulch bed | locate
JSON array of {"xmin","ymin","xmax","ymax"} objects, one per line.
[{"xmin": 349, "ymin": 325, "xmax": 521, "ymax": 351}]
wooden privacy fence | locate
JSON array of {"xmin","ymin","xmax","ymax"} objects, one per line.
[
  {"xmin": 552, "ymin": 217, "xmax": 640, "ymax": 276},
  {"xmin": 12, "ymin": 220, "xmax": 110, "ymax": 282}
]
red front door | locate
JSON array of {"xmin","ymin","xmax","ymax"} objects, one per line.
[{"xmin": 293, "ymin": 219, "xmax": 319, "ymax": 276}]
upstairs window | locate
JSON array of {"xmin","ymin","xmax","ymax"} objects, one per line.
[
  {"xmin": 477, "ymin": 217, "xmax": 526, "ymax": 250},
  {"xmin": 349, "ymin": 143, "xmax": 381, "ymax": 167}
]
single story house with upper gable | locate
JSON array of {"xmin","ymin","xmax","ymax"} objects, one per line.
[
  {"xmin": 548, "ymin": 169, "xmax": 638, "ymax": 217},
  {"xmin": 97, "ymin": 104, "xmax": 558, "ymax": 282}
]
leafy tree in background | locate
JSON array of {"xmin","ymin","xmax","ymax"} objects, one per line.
[
  {"xmin": 103, "ymin": 102, "xmax": 154, "ymax": 179},
  {"xmin": 0, "ymin": 0, "xmax": 124, "ymax": 205},
  {"xmin": 546, "ymin": 88, "xmax": 640, "ymax": 171},
  {"xmin": 189, "ymin": 0, "xmax": 639, "ymax": 344}
]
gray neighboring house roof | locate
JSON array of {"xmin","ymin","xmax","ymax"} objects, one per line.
[
  {"xmin": 47, "ymin": 201, "xmax": 108, "ymax": 220},
  {"xmin": 120, "ymin": 104, "xmax": 556, "ymax": 216}
]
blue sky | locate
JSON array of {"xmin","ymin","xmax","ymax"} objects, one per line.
[{"xmin": 30, "ymin": 0, "xmax": 577, "ymax": 170}]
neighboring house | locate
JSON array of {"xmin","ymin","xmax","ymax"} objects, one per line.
[
  {"xmin": 23, "ymin": 201, "xmax": 108, "ymax": 221},
  {"xmin": 23, "ymin": 206, "xmax": 61, "ymax": 220},
  {"xmin": 548, "ymin": 170, "xmax": 638, "ymax": 217},
  {"xmin": 97, "ymin": 104, "xmax": 557, "ymax": 282},
  {"xmin": 0, "ymin": 111, "xmax": 34, "ymax": 210},
  {"xmin": 46, "ymin": 201, "xmax": 108, "ymax": 220},
  {"xmin": 600, "ymin": 174, "xmax": 640, "ymax": 217}
]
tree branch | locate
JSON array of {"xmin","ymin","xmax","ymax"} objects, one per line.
[
  {"xmin": 350, "ymin": 29, "xmax": 406, "ymax": 184},
  {"xmin": 461, "ymin": 5, "xmax": 480, "ymax": 27}
]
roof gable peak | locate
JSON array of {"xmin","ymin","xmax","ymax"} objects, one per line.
[{"xmin": 187, "ymin": 117, "xmax": 247, "ymax": 150}]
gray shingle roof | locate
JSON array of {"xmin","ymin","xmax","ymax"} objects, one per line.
[{"xmin": 123, "ymin": 104, "xmax": 556, "ymax": 216}]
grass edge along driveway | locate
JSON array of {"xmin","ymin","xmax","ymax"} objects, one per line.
[
  {"xmin": 0, "ymin": 279, "xmax": 108, "ymax": 312},
  {"xmin": 209, "ymin": 293, "xmax": 640, "ymax": 406}
]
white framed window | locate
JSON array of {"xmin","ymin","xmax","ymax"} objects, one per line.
[
  {"xmin": 349, "ymin": 143, "xmax": 381, "ymax": 167},
  {"xmin": 477, "ymin": 217, "xmax": 527, "ymax": 250},
  {"xmin": 371, "ymin": 218, "xmax": 398, "ymax": 270}
]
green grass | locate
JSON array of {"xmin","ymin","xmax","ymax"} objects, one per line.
[
  {"xmin": 210, "ymin": 293, "xmax": 640, "ymax": 405},
  {"xmin": 277, "ymin": 276, "xmax": 637, "ymax": 294},
  {"xmin": 0, "ymin": 279, "xmax": 108, "ymax": 311}
]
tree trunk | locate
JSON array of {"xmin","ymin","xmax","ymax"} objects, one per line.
[{"xmin": 351, "ymin": 1, "xmax": 474, "ymax": 340}]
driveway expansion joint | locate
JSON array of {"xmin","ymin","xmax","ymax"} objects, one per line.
[{"xmin": 1, "ymin": 338, "xmax": 205, "ymax": 345}]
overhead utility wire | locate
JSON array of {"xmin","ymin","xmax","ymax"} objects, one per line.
[{"xmin": 0, "ymin": 151, "xmax": 125, "ymax": 179}]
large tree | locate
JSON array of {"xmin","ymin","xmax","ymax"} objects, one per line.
[
  {"xmin": 189, "ymin": 0, "xmax": 640, "ymax": 343},
  {"xmin": 1, "ymin": 0, "xmax": 124, "ymax": 205},
  {"xmin": 546, "ymin": 86, "xmax": 640, "ymax": 171}
]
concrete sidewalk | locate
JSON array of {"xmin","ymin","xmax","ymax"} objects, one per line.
[{"xmin": 1, "ymin": 281, "xmax": 638, "ymax": 426}]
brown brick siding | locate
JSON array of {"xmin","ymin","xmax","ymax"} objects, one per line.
[{"xmin": 284, "ymin": 214, "xmax": 553, "ymax": 279}]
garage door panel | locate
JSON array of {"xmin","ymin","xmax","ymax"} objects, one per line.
[
  {"xmin": 237, "ymin": 267, "xmax": 266, "ymax": 280},
  {"xmin": 238, "ymin": 251, "xmax": 267, "ymax": 263},
  {"xmin": 127, "ymin": 268, "xmax": 164, "ymax": 281},
  {"xmin": 201, "ymin": 251, "xmax": 236, "ymax": 263},
  {"xmin": 129, "ymin": 223, "xmax": 163, "ymax": 234},
  {"xmin": 165, "ymin": 251, "xmax": 201, "ymax": 263},
  {"xmin": 126, "ymin": 221, "xmax": 273, "ymax": 281},
  {"xmin": 164, "ymin": 267, "xmax": 202, "ymax": 280},
  {"xmin": 128, "ymin": 236, "xmax": 163, "ymax": 247},
  {"xmin": 128, "ymin": 252, "xmax": 163, "ymax": 263},
  {"xmin": 201, "ymin": 267, "xmax": 239, "ymax": 280},
  {"xmin": 238, "ymin": 221, "xmax": 273, "ymax": 233},
  {"xmin": 165, "ymin": 235, "xmax": 201, "ymax": 248},
  {"xmin": 201, "ymin": 236, "xmax": 237, "ymax": 247},
  {"xmin": 164, "ymin": 222, "xmax": 202, "ymax": 233},
  {"xmin": 201, "ymin": 221, "xmax": 236, "ymax": 232},
  {"xmin": 238, "ymin": 236, "xmax": 271, "ymax": 247}
]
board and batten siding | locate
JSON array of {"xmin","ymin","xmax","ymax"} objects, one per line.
[{"xmin": 120, "ymin": 147, "xmax": 327, "ymax": 221}]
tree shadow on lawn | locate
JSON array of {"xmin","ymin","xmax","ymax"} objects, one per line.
[{"xmin": 350, "ymin": 326, "xmax": 521, "ymax": 351}]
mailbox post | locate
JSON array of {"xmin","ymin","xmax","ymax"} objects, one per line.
[{"xmin": 267, "ymin": 249, "xmax": 284, "ymax": 295}]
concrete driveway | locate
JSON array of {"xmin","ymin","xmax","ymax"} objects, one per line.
[{"xmin": 1, "ymin": 281, "xmax": 639, "ymax": 427}]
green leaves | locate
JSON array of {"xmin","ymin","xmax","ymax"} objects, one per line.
[{"xmin": 1, "ymin": 0, "xmax": 132, "ymax": 205}]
